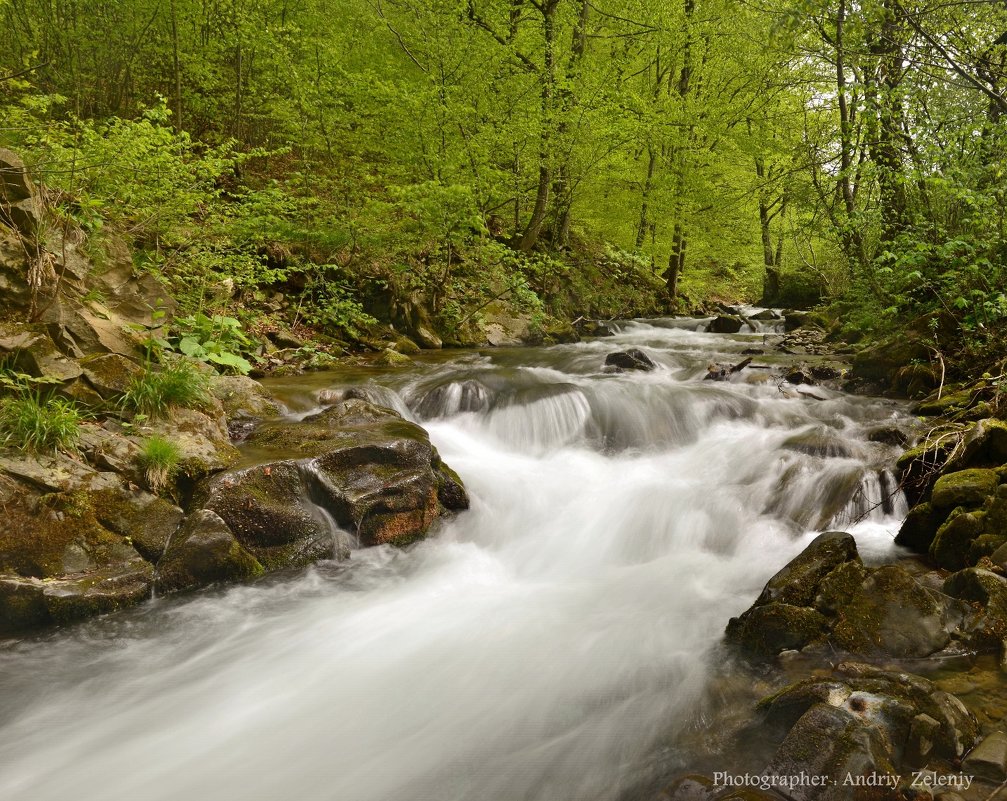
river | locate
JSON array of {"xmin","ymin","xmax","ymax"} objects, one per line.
[{"xmin": 0, "ymin": 317, "xmax": 912, "ymax": 801}]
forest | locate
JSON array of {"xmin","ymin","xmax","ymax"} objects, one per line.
[{"xmin": 2, "ymin": 0, "xmax": 1005, "ymax": 368}]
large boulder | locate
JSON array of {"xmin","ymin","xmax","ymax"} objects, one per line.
[
  {"xmin": 210, "ymin": 375, "xmax": 281, "ymax": 419},
  {"xmin": 194, "ymin": 399, "xmax": 468, "ymax": 571},
  {"xmin": 932, "ymin": 468, "xmax": 999, "ymax": 510}
]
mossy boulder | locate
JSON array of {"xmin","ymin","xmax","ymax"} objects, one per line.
[
  {"xmin": 829, "ymin": 564, "xmax": 954, "ymax": 658},
  {"xmin": 851, "ymin": 337, "xmax": 930, "ymax": 386},
  {"xmin": 726, "ymin": 603, "xmax": 828, "ymax": 655},
  {"xmin": 943, "ymin": 568, "xmax": 1007, "ymax": 648},
  {"xmin": 915, "ymin": 388, "xmax": 975, "ymax": 416},
  {"xmin": 88, "ymin": 486, "xmax": 184, "ymax": 563},
  {"xmin": 757, "ymin": 532, "xmax": 860, "ymax": 607},
  {"xmin": 80, "ymin": 352, "xmax": 143, "ymax": 399},
  {"xmin": 0, "ymin": 328, "xmax": 82, "ymax": 382},
  {"xmin": 155, "ymin": 509, "xmax": 263, "ymax": 594},
  {"xmin": 930, "ymin": 509, "xmax": 985, "ymax": 571},
  {"xmin": 932, "ymin": 468, "xmax": 998, "ymax": 510}
]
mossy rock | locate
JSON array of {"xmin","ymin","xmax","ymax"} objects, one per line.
[
  {"xmin": 915, "ymin": 389, "xmax": 975, "ymax": 416},
  {"xmin": 89, "ymin": 486, "xmax": 184, "ymax": 564},
  {"xmin": 726, "ymin": 603, "xmax": 828, "ymax": 656},
  {"xmin": 932, "ymin": 468, "xmax": 998, "ymax": 511},
  {"xmin": 943, "ymin": 568, "xmax": 1007, "ymax": 647},
  {"xmin": 930, "ymin": 509, "xmax": 986, "ymax": 571},
  {"xmin": 210, "ymin": 375, "xmax": 281, "ymax": 419},
  {"xmin": 155, "ymin": 509, "xmax": 264, "ymax": 594},
  {"xmin": 756, "ymin": 531, "xmax": 860, "ymax": 607},
  {"xmin": 895, "ymin": 502, "xmax": 945, "ymax": 553},
  {"xmin": 968, "ymin": 534, "xmax": 1007, "ymax": 564},
  {"xmin": 80, "ymin": 352, "xmax": 143, "ymax": 399},
  {"xmin": 829, "ymin": 564, "xmax": 952, "ymax": 658},
  {"xmin": 375, "ymin": 347, "xmax": 412, "ymax": 366}
]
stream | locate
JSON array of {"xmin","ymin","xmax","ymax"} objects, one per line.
[{"xmin": 0, "ymin": 317, "xmax": 914, "ymax": 801}]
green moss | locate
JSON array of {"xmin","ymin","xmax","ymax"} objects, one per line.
[
  {"xmin": 931, "ymin": 468, "xmax": 998, "ymax": 510},
  {"xmin": 930, "ymin": 508, "xmax": 986, "ymax": 570}
]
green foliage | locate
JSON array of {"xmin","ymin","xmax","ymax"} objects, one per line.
[
  {"xmin": 120, "ymin": 361, "xmax": 211, "ymax": 419},
  {"xmin": 138, "ymin": 435, "xmax": 182, "ymax": 494},
  {"xmin": 0, "ymin": 392, "xmax": 82, "ymax": 454},
  {"xmin": 167, "ymin": 314, "xmax": 256, "ymax": 375}
]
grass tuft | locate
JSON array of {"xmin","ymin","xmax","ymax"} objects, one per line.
[
  {"xmin": 139, "ymin": 434, "xmax": 182, "ymax": 494},
  {"xmin": 121, "ymin": 361, "xmax": 211, "ymax": 419},
  {"xmin": 0, "ymin": 391, "xmax": 83, "ymax": 454}
]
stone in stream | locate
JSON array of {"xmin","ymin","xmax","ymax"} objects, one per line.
[
  {"xmin": 726, "ymin": 532, "xmax": 972, "ymax": 659},
  {"xmin": 195, "ymin": 399, "xmax": 469, "ymax": 572},
  {"xmin": 155, "ymin": 509, "xmax": 264, "ymax": 594},
  {"xmin": 963, "ymin": 731, "xmax": 1007, "ymax": 782},
  {"xmin": 707, "ymin": 315, "xmax": 745, "ymax": 334},
  {"xmin": 604, "ymin": 348, "xmax": 656, "ymax": 372}
]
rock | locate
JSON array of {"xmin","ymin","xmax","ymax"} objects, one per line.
[
  {"xmin": 580, "ymin": 320, "xmax": 615, "ymax": 337},
  {"xmin": 80, "ymin": 352, "xmax": 143, "ymax": 398},
  {"xmin": 89, "ymin": 486, "xmax": 185, "ymax": 564},
  {"xmin": 943, "ymin": 568, "xmax": 1007, "ymax": 647},
  {"xmin": 867, "ymin": 425, "xmax": 910, "ymax": 447},
  {"xmin": 895, "ymin": 502, "xmax": 943, "ymax": 552},
  {"xmin": 750, "ymin": 309, "xmax": 780, "ymax": 321},
  {"xmin": 851, "ymin": 337, "xmax": 931, "ymax": 386},
  {"xmin": 782, "ymin": 429, "xmax": 853, "ymax": 458},
  {"xmin": 809, "ymin": 365, "xmax": 841, "ymax": 381},
  {"xmin": 605, "ymin": 348, "xmax": 657, "ymax": 371},
  {"xmin": 783, "ymin": 311, "xmax": 810, "ymax": 332},
  {"xmin": 268, "ymin": 329, "xmax": 306, "ymax": 350},
  {"xmin": 210, "ymin": 375, "xmax": 281, "ymax": 419},
  {"xmin": 962, "ymin": 731, "xmax": 1007, "ymax": 782},
  {"xmin": 393, "ymin": 335, "xmax": 421, "ymax": 354},
  {"xmin": 785, "ymin": 368, "xmax": 815, "ymax": 385},
  {"xmin": 708, "ymin": 315, "xmax": 745, "ymax": 334},
  {"xmin": 196, "ymin": 462, "xmax": 339, "ymax": 571},
  {"xmin": 726, "ymin": 603, "xmax": 829, "ymax": 655},
  {"xmin": 195, "ymin": 399, "xmax": 468, "ymax": 572},
  {"xmin": 930, "ymin": 510, "xmax": 985, "ymax": 571},
  {"xmin": 766, "ymin": 702, "xmax": 894, "ymax": 801},
  {"xmin": 0, "ymin": 562, "xmax": 153, "ymax": 633},
  {"xmin": 830, "ymin": 564, "xmax": 955, "ymax": 657},
  {"xmin": 153, "ymin": 406, "xmax": 239, "ymax": 480},
  {"xmin": 376, "ymin": 347, "xmax": 412, "ymax": 366},
  {"xmin": 932, "ymin": 468, "xmax": 998, "ymax": 510},
  {"xmin": 155, "ymin": 509, "xmax": 263, "ymax": 594},
  {"xmin": 755, "ymin": 532, "xmax": 860, "ymax": 607},
  {"xmin": 0, "ymin": 148, "xmax": 34, "ymax": 202},
  {"xmin": 0, "ymin": 328, "xmax": 82, "ymax": 381}
]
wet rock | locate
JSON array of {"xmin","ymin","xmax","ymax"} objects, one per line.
[
  {"xmin": 605, "ymin": 348, "xmax": 657, "ymax": 372},
  {"xmin": 943, "ymin": 568, "xmax": 1007, "ymax": 647},
  {"xmin": 867, "ymin": 425, "xmax": 910, "ymax": 447},
  {"xmin": 155, "ymin": 406, "xmax": 239, "ymax": 481},
  {"xmin": 708, "ymin": 315, "xmax": 745, "ymax": 334},
  {"xmin": 783, "ymin": 311, "xmax": 810, "ymax": 332},
  {"xmin": 765, "ymin": 702, "xmax": 894, "ymax": 801},
  {"xmin": 851, "ymin": 338, "xmax": 931, "ymax": 386},
  {"xmin": 809, "ymin": 365, "xmax": 841, "ymax": 381},
  {"xmin": 785, "ymin": 368, "xmax": 815, "ymax": 385},
  {"xmin": 726, "ymin": 603, "xmax": 829, "ymax": 655},
  {"xmin": 963, "ymin": 731, "xmax": 1007, "ymax": 782},
  {"xmin": 830, "ymin": 564, "xmax": 955, "ymax": 658},
  {"xmin": 931, "ymin": 468, "xmax": 998, "ymax": 511},
  {"xmin": 782, "ymin": 429, "xmax": 854, "ymax": 459},
  {"xmin": 750, "ymin": 309, "xmax": 781, "ymax": 321},
  {"xmin": 89, "ymin": 486, "xmax": 185, "ymax": 564},
  {"xmin": 376, "ymin": 347, "xmax": 411, "ymax": 366},
  {"xmin": 895, "ymin": 502, "xmax": 943, "ymax": 552},
  {"xmin": 196, "ymin": 399, "xmax": 468, "ymax": 571},
  {"xmin": 756, "ymin": 532, "xmax": 859, "ymax": 607},
  {"xmin": 580, "ymin": 320, "xmax": 615, "ymax": 337},
  {"xmin": 155, "ymin": 509, "xmax": 263, "ymax": 594}
]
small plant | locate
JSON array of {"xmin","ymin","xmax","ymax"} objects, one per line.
[
  {"xmin": 0, "ymin": 391, "xmax": 83, "ymax": 454},
  {"xmin": 138, "ymin": 435, "xmax": 181, "ymax": 494},
  {"xmin": 170, "ymin": 313, "xmax": 256, "ymax": 374},
  {"xmin": 120, "ymin": 361, "xmax": 211, "ymax": 419}
]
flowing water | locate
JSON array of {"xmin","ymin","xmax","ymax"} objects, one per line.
[{"xmin": 0, "ymin": 318, "xmax": 913, "ymax": 801}]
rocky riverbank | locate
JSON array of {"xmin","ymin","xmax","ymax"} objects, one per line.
[{"xmin": 655, "ymin": 351, "xmax": 1007, "ymax": 799}]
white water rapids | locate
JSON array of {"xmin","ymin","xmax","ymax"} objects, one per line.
[{"xmin": 0, "ymin": 319, "xmax": 912, "ymax": 801}]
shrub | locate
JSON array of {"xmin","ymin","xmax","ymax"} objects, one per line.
[
  {"xmin": 138, "ymin": 435, "xmax": 181, "ymax": 494},
  {"xmin": 121, "ymin": 361, "xmax": 211, "ymax": 419},
  {"xmin": 0, "ymin": 392, "xmax": 82, "ymax": 454}
]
